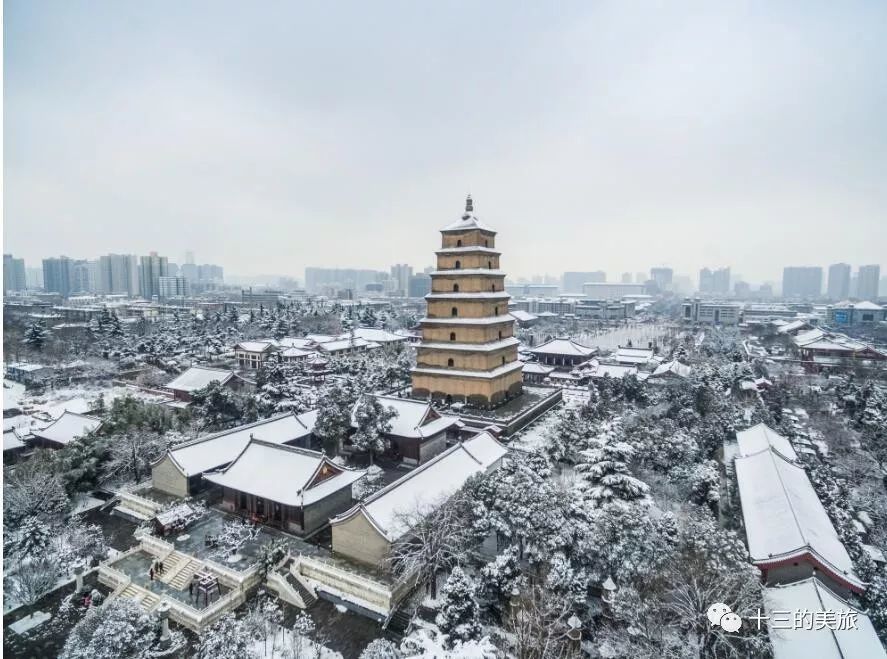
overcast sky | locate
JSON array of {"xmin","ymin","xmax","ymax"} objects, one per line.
[{"xmin": 5, "ymin": 1, "xmax": 886, "ymax": 284}]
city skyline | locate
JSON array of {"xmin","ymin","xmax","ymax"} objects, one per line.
[{"xmin": 5, "ymin": 2, "xmax": 887, "ymax": 282}]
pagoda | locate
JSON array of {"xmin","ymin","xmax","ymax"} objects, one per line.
[{"xmin": 411, "ymin": 196, "xmax": 523, "ymax": 407}]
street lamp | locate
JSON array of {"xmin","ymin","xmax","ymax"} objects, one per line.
[{"xmin": 567, "ymin": 614, "xmax": 582, "ymax": 643}]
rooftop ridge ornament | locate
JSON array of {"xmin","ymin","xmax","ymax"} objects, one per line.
[{"xmin": 463, "ymin": 194, "xmax": 474, "ymax": 218}]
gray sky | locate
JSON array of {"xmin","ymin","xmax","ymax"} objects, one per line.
[{"xmin": 5, "ymin": 1, "xmax": 886, "ymax": 284}]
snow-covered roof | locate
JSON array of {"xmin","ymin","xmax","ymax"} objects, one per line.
[
  {"xmin": 613, "ymin": 346, "xmax": 654, "ymax": 364},
  {"xmin": 32, "ymin": 411, "xmax": 102, "ymax": 446},
  {"xmin": 529, "ymin": 338, "xmax": 596, "ymax": 357},
  {"xmin": 832, "ymin": 300, "xmax": 884, "ymax": 310},
  {"xmin": 763, "ymin": 578, "xmax": 886, "ymax": 659},
  {"xmin": 590, "ymin": 364, "xmax": 638, "ymax": 379},
  {"xmin": 411, "ymin": 360, "xmax": 524, "ymax": 380},
  {"xmin": 234, "ymin": 341, "xmax": 276, "ymax": 353},
  {"xmin": 650, "ymin": 360, "xmax": 692, "ymax": 378},
  {"xmin": 280, "ymin": 347, "xmax": 315, "ymax": 359},
  {"xmin": 418, "ymin": 337, "xmax": 519, "ymax": 352},
  {"xmin": 420, "ymin": 314, "xmax": 515, "ymax": 326},
  {"xmin": 165, "ymin": 366, "xmax": 234, "ymax": 393},
  {"xmin": 3, "ymin": 430, "xmax": 26, "ymax": 452},
  {"xmin": 352, "ymin": 395, "xmax": 458, "ymax": 439},
  {"xmin": 793, "ymin": 328, "xmax": 827, "ymax": 347},
  {"xmin": 331, "ymin": 432, "xmax": 506, "ymax": 541},
  {"xmin": 277, "ymin": 337, "xmax": 317, "ymax": 350},
  {"xmin": 436, "ymin": 246, "xmax": 500, "ymax": 255},
  {"xmin": 165, "ymin": 412, "xmax": 315, "ymax": 477},
  {"xmin": 426, "ymin": 291, "xmax": 511, "ymax": 300},
  {"xmin": 734, "ymin": 448, "xmax": 863, "ymax": 591},
  {"xmin": 316, "ymin": 337, "xmax": 380, "ymax": 353},
  {"xmin": 428, "ymin": 269, "xmax": 506, "ymax": 277},
  {"xmin": 736, "ymin": 423, "xmax": 799, "ymax": 462},
  {"xmin": 203, "ymin": 439, "xmax": 365, "ymax": 507},
  {"xmin": 6, "ymin": 362, "xmax": 52, "ymax": 372},
  {"xmin": 509, "ymin": 310, "xmax": 538, "ymax": 323},
  {"xmin": 777, "ymin": 319, "xmax": 813, "ymax": 335},
  {"xmin": 522, "ymin": 362, "xmax": 555, "ymax": 375},
  {"xmin": 440, "ymin": 204, "xmax": 496, "ymax": 233},
  {"xmin": 345, "ymin": 327, "xmax": 410, "ymax": 344}
]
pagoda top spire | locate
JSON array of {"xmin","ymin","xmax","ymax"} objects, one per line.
[{"xmin": 464, "ymin": 194, "xmax": 474, "ymax": 217}]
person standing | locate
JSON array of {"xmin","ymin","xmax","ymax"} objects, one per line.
[{"xmin": 149, "ymin": 566, "xmax": 155, "ymax": 582}]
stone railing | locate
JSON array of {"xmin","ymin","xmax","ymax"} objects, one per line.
[
  {"xmin": 266, "ymin": 571, "xmax": 305, "ymax": 609},
  {"xmin": 117, "ymin": 491, "xmax": 164, "ymax": 519},
  {"xmin": 138, "ymin": 534, "xmax": 175, "ymax": 558},
  {"xmin": 296, "ymin": 554, "xmax": 394, "ymax": 616}
]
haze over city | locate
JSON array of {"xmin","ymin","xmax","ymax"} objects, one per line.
[{"xmin": 5, "ymin": 0, "xmax": 887, "ymax": 283}]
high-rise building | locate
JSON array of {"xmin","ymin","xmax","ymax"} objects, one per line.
[
  {"xmin": 98, "ymin": 254, "xmax": 140, "ymax": 295},
  {"xmin": 621, "ymin": 272, "xmax": 632, "ymax": 283},
  {"xmin": 857, "ymin": 265, "xmax": 881, "ymax": 301},
  {"xmin": 390, "ymin": 264, "xmax": 413, "ymax": 296},
  {"xmin": 158, "ymin": 276, "xmax": 189, "ymax": 299},
  {"xmin": 699, "ymin": 267, "xmax": 730, "ymax": 295},
  {"xmin": 650, "ymin": 267, "xmax": 673, "ymax": 290},
  {"xmin": 26, "ymin": 267, "xmax": 43, "ymax": 290},
  {"xmin": 635, "ymin": 272, "xmax": 646, "ymax": 284},
  {"xmin": 43, "ymin": 256, "xmax": 74, "ymax": 297},
  {"xmin": 70, "ymin": 260, "xmax": 97, "ymax": 294},
  {"xmin": 782, "ymin": 266, "xmax": 822, "ymax": 299},
  {"xmin": 827, "ymin": 263, "xmax": 851, "ymax": 300},
  {"xmin": 184, "ymin": 251, "xmax": 195, "ymax": 265},
  {"xmin": 3, "ymin": 254, "xmax": 27, "ymax": 292},
  {"xmin": 412, "ymin": 196, "xmax": 521, "ymax": 407},
  {"xmin": 563, "ymin": 271, "xmax": 605, "ymax": 293},
  {"xmin": 408, "ymin": 273, "xmax": 432, "ymax": 298},
  {"xmin": 139, "ymin": 252, "xmax": 169, "ymax": 299}
]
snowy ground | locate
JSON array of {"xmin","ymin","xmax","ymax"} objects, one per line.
[
  {"xmin": 8, "ymin": 611, "xmax": 51, "ymax": 635},
  {"xmin": 249, "ymin": 625, "xmax": 343, "ymax": 659},
  {"xmin": 8, "ymin": 383, "xmax": 169, "ymax": 420},
  {"xmin": 3, "ymin": 379, "xmax": 27, "ymax": 409}
]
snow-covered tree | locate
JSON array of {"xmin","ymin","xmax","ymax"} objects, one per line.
[
  {"xmin": 191, "ymin": 381, "xmax": 243, "ymax": 430},
  {"xmin": 196, "ymin": 613, "xmax": 251, "ymax": 659},
  {"xmin": 23, "ymin": 320, "xmax": 51, "ymax": 351},
  {"xmin": 314, "ymin": 379, "xmax": 358, "ymax": 456},
  {"xmin": 436, "ymin": 567, "xmax": 481, "ymax": 644},
  {"xmin": 244, "ymin": 596, "xmax": 283, "ymax": 656},
  {"xmin": 574, "ymin": 439, "xmax": 649, "ymax": 506},
  {"xmin": 61, "ymin": 597, "xmax": 158, "ymax": 659},
  {"xmin": 3, "ymin": 463, "xmax": 69, "ymax": 527},
  {"xmin": 360, "ymin": 638, "xmax": 401, "ymax": 659},
  {"xmin": 210, "ymin": 518, "xmax": 261, "ymax": 560},
  {"xmin": 9, "ymin": 556, "xmax": 60, "ymax": 614},
  {"xmin": 351, "ymin": 395, "xmax": 397, "ymax": 464}
]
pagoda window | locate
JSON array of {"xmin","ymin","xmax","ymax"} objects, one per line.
[
  {"xmin": 491, "ymin": 284, "xmax": 496, "ymax": 291},
  {"xmin": 454, "ymin": 260, "xmax": 461, "ymax": 270},
  {"xmin": 457, "ymin": 239, "xmax": 462, "ymax": 247},
  {"xmin": 502, "ymin": 356, "xmax": 506, "ymax": 365},
  {"xmin": 453, "ymin": 284, "xmax": 459, "ymax": 292},
  {"xmin": 484, "ymin": 240, "xmax": 489, "ymax": 247},
  {"xmin": 494, "ymin": 306, "xmax": 499, "ymax": 315},
  {"xmin": 498, "ymin": 331, "xmax": 502, "ymax": 340},
  {"xmin": 447, "ymin": 358, "xmax": 455, "ymax": 367},
  {"xmin": 488, "ymin": 260, "xmax": 493, "ymax": 269},
  {"xmin": 451, "ymin": 307, "xmax": 458, "ymax": 317},
  {"xmin": 450, "ymin": 332, "xmax": 456, "ymax": 341}
]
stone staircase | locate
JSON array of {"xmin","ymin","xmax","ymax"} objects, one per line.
[
  {"xmin": 118, "ymin": 584, "xmax": 162, "ymax": 612},
  {"xmin": 286, "ymin": 571, "xmax": 317, "ymax": 608},
  {"xmin": 162, "ymin": 552, "xmax": 204, "ymax": 590}
]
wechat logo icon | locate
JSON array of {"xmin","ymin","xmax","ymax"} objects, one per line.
[{"xmin": 707, "ymin": 602, "xmax": 742, "ymax": 633}]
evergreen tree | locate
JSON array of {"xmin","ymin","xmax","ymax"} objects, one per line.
[
  {"xmin": 360, "ymin": 638, "xmax": 401, "ymax": 659},
  {"xmin": 61, "ymin": 598, "xmax": 158, "ymax": 659},
  {"xmin": 351, "ymin": 394, "xmax": 397, "ymax": 464},
  {"xmin": 436, "ymin": 567, "xmax": 482, "ymax": 645},
  {"xmin": 575, "ymin": 439, "xmax": 649, "ymax": 506},
  {"xmin": 196, "ymin": 613, "xmax": 251, "ymax": 659},
  {"xmin": 23, "ymin": 320, "xmax": 50, "ymax": 351},
  {"xmin": 314, "ymin": 379, "xmax": 358, "ymax": 456}
]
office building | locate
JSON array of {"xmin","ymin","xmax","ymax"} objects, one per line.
[
  {"xmin": 563, "ymin": 271, "xmax": 605, "ymax": 293},
  {"xmin": 139, "ymin": 252, "xmax": 169, "ymax": 299},
  {"xmin": 3, "ymin": 254, "xmax": 27, "ymax": 292},
  {"xmin": 827, "ymin": 263, "xmax": 851, "ymax": 301},
  {"xmin": 621, "ymin": 272, "xmax": 632, "ymax": 283},
  {"xmin": 857, "ymin": 265, "xmax": 881, "ymax": 300},
  {"xmin": 25, "ymin": 267, "xmax": 43, "ymax": 289},
  {"xmin": 782, "ymin": 267, "xmax": 823, "ymax": 299},
  {"xmin": 682, "ymin": 299, "xmax": 741, "ymax": 325},
  {"xmin": 304, "ymin": 267, "xmax": 385, "ymax": 294}
]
